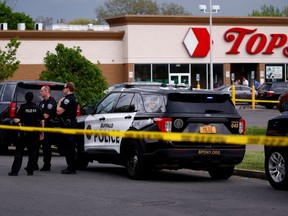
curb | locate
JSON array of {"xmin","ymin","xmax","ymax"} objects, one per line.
[{"xmin": 234, "ymin": 169, "xmax": 266, "ymax": 180}]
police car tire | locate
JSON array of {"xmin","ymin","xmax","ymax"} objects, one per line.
[
  {"xmin": 125, "ymin": 144, "xmax": 146, "ymax": 179},
  {"xmin": 265, "ymin": 148, "xmax": 288, "ymax": 190},
  {"xmin": 76, "ymin": 156, "xmax": 89, "ymax": 170},
  {"xmin": 208, "ymin": 166, "xmax": 234, "ymax": 180}
]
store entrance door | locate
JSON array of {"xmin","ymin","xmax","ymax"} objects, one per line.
[{"xmin": 169, "ymin": 74, "xmax": 190, "ymax": 85}]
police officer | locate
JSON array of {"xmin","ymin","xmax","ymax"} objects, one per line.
[
  {"xmin": 8, "ymin": 92, "xmax": 44, "ymax": 176},
  {"xmin": 38, "ymin": 85, "xmax": 57, "ymax": 171},
  {"xmin": 56, "ymin": 82, "xmax": 78, "ymax": 174}
]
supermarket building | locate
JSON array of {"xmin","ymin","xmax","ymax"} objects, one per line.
[{"xmin": 0, "ymin": 15, "xmax": 288, "ymax": 89}]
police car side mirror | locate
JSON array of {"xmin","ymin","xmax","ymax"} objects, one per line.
[{"xmin": 83, "ymin": 105, "xmax": 95, "ymax": 115}]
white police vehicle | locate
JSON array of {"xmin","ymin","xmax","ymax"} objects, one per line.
[{"xmin": 76, "ymin": 85, "xmax": 246, "ymax": 179}]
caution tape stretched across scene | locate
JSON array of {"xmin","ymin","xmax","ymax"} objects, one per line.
[{"xmin": 0, "ymin": 124, "xmax": 287, "ymax": 147}]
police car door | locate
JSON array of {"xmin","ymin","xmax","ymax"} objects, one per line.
[{"xmin": 84, "ymin": 92, "xmax": 137, "ymax": 153}]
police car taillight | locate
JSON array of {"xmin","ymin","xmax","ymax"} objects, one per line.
[
  {"xmin": 9, "ymin": 102, "xmax": 17, "ymax": 118},
  {"xmin": 267, "ymin": 91, "xmax": 274, "ymax": 97},
  {"xmin": 77, "ymin": 105, "xmax": 81, "ymax": 116},
  {"xmin": 239, "ymin": 119, "xmax": 246, "ymax": 135},
  {"xmin": 154, "ymin": 118, "xmax": 172, "ymax": 132}
]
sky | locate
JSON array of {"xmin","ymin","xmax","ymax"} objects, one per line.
[{"xmin": 3, "ymin": 0, "xmax": 287, "ymax": 22}]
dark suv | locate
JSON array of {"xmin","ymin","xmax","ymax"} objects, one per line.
[
  {"xmin": 265, "ymin": 104, "xmax": 288, "ymax": 190},
  {"xmin": 0, "ymin": 80, "xmax": 65, "ymax": 153},
  {"xmin": 76, "ymin": 86, "xmax": 246, "ymax": 179},
  {"xmin": 257, "ymin": 82, "xmax": 288, "ymax": 109}
]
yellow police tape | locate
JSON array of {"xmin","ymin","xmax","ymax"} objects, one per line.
[{"xmin": 1, "ymin": 124, "xmax": 287, "ymax": 147}]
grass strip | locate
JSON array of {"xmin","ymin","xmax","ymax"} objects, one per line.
[
  {"xmin": 236, "ymin": 151, "xmax": 265, "ymax": 172},
  {"xmin": 235, "ymin": 126, "xmax": 266, "ymax": 172}
]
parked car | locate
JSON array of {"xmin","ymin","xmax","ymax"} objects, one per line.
[
  {"xmin": 265, "ymin": 104, "xmax": 288, "ymax": 190},
  {"xmin": 214, "ymin": 85, "xmax": 257, "ymax": 103},
  {"xmin": 75, "ymin": 85, "xmax": 246, "ymax": 179},
  {"xmin": 0, "ymin": 80, "xmax": 66, "ymax": 154},
  {"xmin": 257, "ymin": 82, "xmax": 288, "ymax": 109},
  {"xmin": 108, "ymin": 82, "xmax": 189, "ymax": 92}
]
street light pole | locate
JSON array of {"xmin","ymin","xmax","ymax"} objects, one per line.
[
  {"xmin": 199, "ymin": 1, "xmax": 220, "ymax": 90},
  {"xmin": 209, "ymin": 0, "xmax": 213, "ymax": 90}
]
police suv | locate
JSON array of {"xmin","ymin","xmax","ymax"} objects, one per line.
[{"xmin": 76, "ymin": 85, "xmax": 246, "ymax": 179}]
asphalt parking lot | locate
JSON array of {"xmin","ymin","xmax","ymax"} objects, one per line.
[
  {"xmin": 236, "ymin": 104, "xmax": 279, "ymax": 128},
  {"xmin": 235, "ymin": 104, "xmax": 279, "ymax": 153}
]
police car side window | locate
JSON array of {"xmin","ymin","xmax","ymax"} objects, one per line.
[
  {"xmin": 114, "ymin": 93, "xmax": 134, "ymax": 113},
  {"xmin": 143, "ymin": 94, "xmax": 166, "ymax": 113},
  {"xmin": 96, "ymin": 93, "xmax": 120, "ymax": 114},
  {"xmin": 133, "ymin": 93, "xmax": 145, "ymax": 112}
]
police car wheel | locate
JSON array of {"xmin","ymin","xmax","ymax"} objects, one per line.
[
  {"xmin": 126, "ymin": 144, "xmax": 146, "ymax": 179},
  {"xmin": 208, "ymin": 166, "xmax": 234, "ymax": 180},
  {"xmin": 265, "ymin": 148, "xmax": 288, "ymax": 190},
  {"xmin": 76, "ymin": 156, "xmax": 89, "ymax": 170}
]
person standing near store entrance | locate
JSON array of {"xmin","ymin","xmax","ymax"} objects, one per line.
[
  {"xmin": 56, "ymin": 82, "xmax": 78, "ymax": 174},
  {"xmin": 38, "ymin": 85, "xmax": 57, "ymax": 171},
  {"xmin": 8, "ymin": 92, "xmax": 44, "ymax": 176}
]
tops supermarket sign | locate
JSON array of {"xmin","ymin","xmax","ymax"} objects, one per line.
[{"xmin": 183, "ymin": 27, "xmax": 288, "ymax": 57}]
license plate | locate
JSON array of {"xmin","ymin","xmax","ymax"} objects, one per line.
[{"xmin": 200, "ymin": 125, "xmax": 216, "ymax": 134}]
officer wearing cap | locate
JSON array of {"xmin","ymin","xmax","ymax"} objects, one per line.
[
  {"xmin": 8, "ymin": 92, "xmax": 44, "ymax": 176},
  {"xmin": 57, "ymin": 82, "xmax": 78, "ymax": 174}
]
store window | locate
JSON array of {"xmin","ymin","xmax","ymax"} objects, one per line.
[
  {"xmin": 191, "ymin": 64, "xmax": 206, "ymax": 88},
  {"xmin": 170, "ymin": 64, "xmax": 189, "ymax": 73},
  {"xmin": 135, "ymin": 64, "xmax": 151, "ymax": 82},
  {"xmin": 265, "ymin": 64, "xmax": 285, "ymax": 82},
  {"xmin": 213, "ymin": 64, "xmax": 224, "ymax": 88},
  {"xmin": 152, "ymin": 64, "xmax": 168, "ymax": 83}
]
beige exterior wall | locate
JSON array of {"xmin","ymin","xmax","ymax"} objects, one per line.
[{"xmin": 1, "ymin": 15, "xmax": 288, "ymax": 85}]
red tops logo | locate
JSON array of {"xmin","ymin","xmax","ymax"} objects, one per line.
[
  {"xmin": 183, "ymin": 27, "xmax": 288, "ymax": 57},
  {"xmin": 224, "ymin": 27, "xmax": 288, "ymax": 57},
  {"xmin": 183, "ymin": 28, "xmax": 212, "ymax": 57}
]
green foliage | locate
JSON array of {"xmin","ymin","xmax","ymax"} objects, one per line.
[
  {"xmin": 95, "ymin": 0, "xmax": 191, "ymax": 24},
  {"xmin": 0, "ymin": 2, "xmax": 34, "ymax": 30},
  {"xmin": 39, "ymin": 44, "xmax": 108, "ymax": 107},
  {"xmin": 67, "ymin": 18, "xmax": 97, "ymax": 25},
  {"xmin": 236, "ymin": 151, "xmax": 264, "ymax": 172},
  {"xmin": 160, "ymin": 3, "xmax": 190, "ymax": 15},
  {"xmin": 245, "ymin": 126, "xmax": 266, "ymax": 135},
  {"xmin": 0, "ymin": 38, "xmax": 21, "ymax": 81},
  {"xmin": 249, "ymin": 4, "xmax": 288, "ymax": 17}
]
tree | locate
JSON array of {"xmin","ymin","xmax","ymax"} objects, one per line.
[
  {"xmin": 0, "ymin": 38, "xmax": 21, "ymax": 81},
  {"xmin": 35, "ymin": 16, "xmax": 53, "ymax": 30},
  {"xmin": 2, "ymin": 0, "xmax": 18, "ymax": 9},
  {"xmin": 160, "ymin": 3, "xmax": 190, "ymax": 15},
  {"xmin": 66, "ymin": 18, "xmax": 98, "ymax": 25},
  {"xmin": 95, "ymin": 0, "xmax": 191, "ymax": 24},
  {"xmin": 39, "ymin": 44, "xmax": 108, "ymax": 107},
  {"xmin": 0, "ymin": 2, "xmax": 34, "ymax": 30},
  {"xmin": 249, "ymin": 4, "xmax": 288, "ymax": 17}
]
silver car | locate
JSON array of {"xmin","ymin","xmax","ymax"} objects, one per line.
[{"xmin": 214, "ymin": 85, "xmax": 258, "ymax": 102}]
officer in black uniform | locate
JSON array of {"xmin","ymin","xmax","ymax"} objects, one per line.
[
  {"xmin": 38, "ymin": 85, "xmax": 57, "ymax": 171},
  {"xmin": 8, "ymin": 92, "xmax": 44, "ymax": 176},
  {"xmin": 56, "ymin": 82, "xmax": 78, "ymax": 174}
]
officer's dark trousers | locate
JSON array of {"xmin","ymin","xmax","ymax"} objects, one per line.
[
  {"xmin": 64, "ymin": 133, "xmax": 76, "ymax": 172},
  {"xmin": 11, "ymin": 132, "xmax": 38, "ymax": 174},
  {"xmin": 41, "ymin": 133, "xmax": 53, "ymax": 167}
]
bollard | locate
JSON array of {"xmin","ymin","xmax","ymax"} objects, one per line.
[
  {"xmin": 231, "ymin": 85, "xmax": 236, "ymax": 106},
  {"xmin": 251, "ymin": 86, "xmax": 255, "ymax": 110}
]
